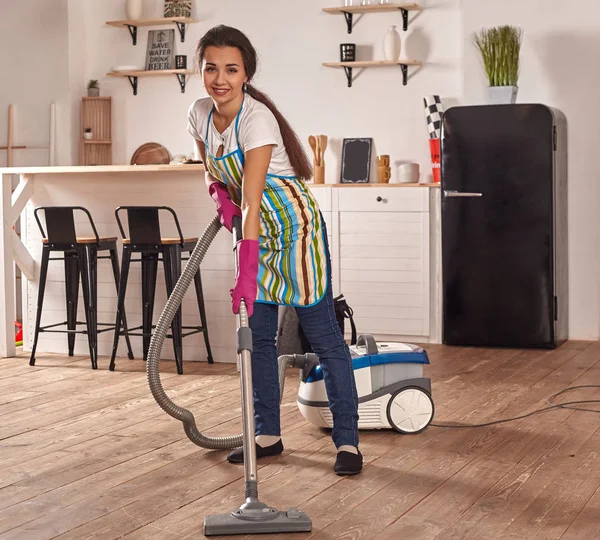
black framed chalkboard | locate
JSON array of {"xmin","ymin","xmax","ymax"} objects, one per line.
[{"xmin": 340, "ymin": 138, "xmax": 372, "ymax": 183}]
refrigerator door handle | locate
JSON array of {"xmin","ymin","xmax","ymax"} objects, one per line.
[{"xmin": 443, "ymin": 190, "xmax": 483, "ymax": 198}]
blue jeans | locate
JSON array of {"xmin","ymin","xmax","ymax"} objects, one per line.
[{"xmin": 249, "ymin": 235, "xmax": 360, "ymax": 449}]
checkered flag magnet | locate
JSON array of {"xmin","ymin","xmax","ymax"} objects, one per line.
[{"xmin": 424, "ymin": 95, "xmax": 444, "ymax": 139}]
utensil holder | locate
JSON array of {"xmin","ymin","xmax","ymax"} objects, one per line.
[{"xmin": 314, "ymin": 165, "xmax": 325, "ymax": 184}]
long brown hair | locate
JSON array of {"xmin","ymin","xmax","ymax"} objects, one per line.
[{"xmin": 195, "ymin": 25, "xmax": 312, "ymax": 181}]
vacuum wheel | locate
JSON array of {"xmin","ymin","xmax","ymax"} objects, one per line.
[{"xmin": 386, "ymin": 387, "xmax": 434, "ymax": 434}]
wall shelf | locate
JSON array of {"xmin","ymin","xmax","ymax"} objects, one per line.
[
  {"xmin": 106, "ymin": 69, "xmax": 193, "ymax": 96},
  {"xmin": 105, "ymin": 17, "xmax": 198, "ymax": 45},
  {"xmin": 322, "ymin": 3, "xmax": 422, "ymax": 33},
  {"xmin": 322, "ymin": 60, "xmax": 421, "ymax": 87},
  {"xmin": 83, "ymin": 140, "xmax": 112, "ymax": 145}
]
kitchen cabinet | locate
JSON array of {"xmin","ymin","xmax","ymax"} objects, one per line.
[{"xmin": 311, "ymin": 185, "xmax": 439, "ymax": 343}]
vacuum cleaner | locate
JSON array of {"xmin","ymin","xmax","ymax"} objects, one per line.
[
  {"xmin": 297, "ymin": 336, "xmax": 434, "ymax": 434},
  {"xmin": 145, "ymin": 215, "xmax": 312, "ymax": 536},
  {"xmin": 145, "ymin": 215, "xmax": 435, "ymax": 535}
]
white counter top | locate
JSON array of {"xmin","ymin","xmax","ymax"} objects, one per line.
[
  {"xmin": 0, "ymin": 164, "xmax": 205, "ymax": 175},
  {"xmin": 0, "ymin": 165, "xmax": 439, "ymax": 187}
]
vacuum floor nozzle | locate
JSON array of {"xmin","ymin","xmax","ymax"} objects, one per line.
[{"xmin": 204, "ymin": 506, "xmax": 312, "ymax": 536}]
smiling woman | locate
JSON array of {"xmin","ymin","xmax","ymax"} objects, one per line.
[{"xmin": 186, "ymin": 24, "xmax": 363, "ymax": 476}]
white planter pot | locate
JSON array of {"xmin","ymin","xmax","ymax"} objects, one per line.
[
  {"xmin": 83, "ymin": 132, "xmax": 93, "ymax": 140},
  {"xmin": 382, "ymin": 25, "xmax": 401, "ymax": 62},
  {"xmin": 487, "ymin": 86, "xmax": 518, "ymax": 105},
  {"xmin": 126, "ymin": 0, "xmax": 143, "ymax": 20}
]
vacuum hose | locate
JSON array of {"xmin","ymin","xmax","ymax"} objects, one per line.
[{"xmin": 146, "ymin": 215, "xmax": 315, "ymax": 450}]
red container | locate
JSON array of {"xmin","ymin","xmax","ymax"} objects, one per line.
[{"xmin": 429, "ymin": 138, "xmax": 441, "ymax": 183}]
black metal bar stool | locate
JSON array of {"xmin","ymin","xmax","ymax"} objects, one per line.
[
  {"xmin": 110, "ymin": 206, "xmax": 213, "ymax": 374},
  {"xmin": 30, "ymin": 206, "xmax": 134, "ymax": 369}
]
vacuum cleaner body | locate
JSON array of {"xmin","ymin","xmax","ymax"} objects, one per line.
[{"xmin": 297, "ymin": 336, "xmax": 434, "ymax": 434}]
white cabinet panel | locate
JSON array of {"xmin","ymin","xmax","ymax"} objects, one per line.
[{"xmin": 339, "ymin": 203, "xmax": 430, "ymax": 338}]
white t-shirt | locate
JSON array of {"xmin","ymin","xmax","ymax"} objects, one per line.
[{"xmin": 187, "ymin": 95, "xmax": 295, "ymax": 177}]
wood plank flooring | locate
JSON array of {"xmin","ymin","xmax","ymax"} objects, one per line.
[{"xmin": 0, "ymin": 341, "xmax": 599, "ymax": 539}]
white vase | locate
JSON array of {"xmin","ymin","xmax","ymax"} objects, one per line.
[
  {"xmin": 383, "ymin": 25, "xmax": 401, "ymax": 61},
  {"xmin": 487, "ymin": 86, "xmax": 518, "ymax": 105},
  {"xmin": 126, "ymin": 0, "xmax": 143, "ymax": 20}
]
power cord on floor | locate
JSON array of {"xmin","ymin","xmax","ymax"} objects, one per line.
[{"xmin": 430, "ymin": 385, "xmax": 600, "ymax": 428}]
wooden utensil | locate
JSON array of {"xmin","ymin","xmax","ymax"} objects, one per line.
[
  {"xmin": 308, "ymin": 136, "xmax": 318, "ymax": 166},
  {"xmin": 318, "ymin": 135, "xmax": 328, "ymax": 161},
  {"xmin": 130, "ymin": 142, "xmax": 170, "ymax": 165}
]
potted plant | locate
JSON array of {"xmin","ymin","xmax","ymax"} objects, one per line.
[
  {"xmin": 473, "ymin": 25, "xmax": 522, "ymax": 104},
  {"xmin": 84, "ymin": 128, "xmax": 93, "ymax": 140},
  {"xmin": 87, "ymin": 80, "xmax": 100, "ymax": 97}
]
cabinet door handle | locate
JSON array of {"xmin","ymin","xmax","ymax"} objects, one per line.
[
  {"xmin": 443, "ymin": 190, "xmax": 483, "ymax": 198},
  {"xmin": 376, "ymin": 196, "xmax": 386, "ymax": 202}
]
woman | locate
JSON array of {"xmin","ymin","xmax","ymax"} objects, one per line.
[{"xmin": 187, "ymin": 25, "xmax": 362, "ymax": 475}]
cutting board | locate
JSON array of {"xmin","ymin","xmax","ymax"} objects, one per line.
[{"xmin": 130, "ymin": 142, "xmax": 170, "ymax": 165}]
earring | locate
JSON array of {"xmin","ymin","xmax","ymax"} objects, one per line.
[{"xmin": 243, "ymin": 83, "xmax": 248, "ymax": 93}]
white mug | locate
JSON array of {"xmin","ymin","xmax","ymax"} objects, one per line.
[{"xmin": 396, "ymin": 163, "xmax": 420, "ymax": 183}]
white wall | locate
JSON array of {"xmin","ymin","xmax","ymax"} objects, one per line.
[
  {"xmin": 461, "ymin": 0, "xmax": 600, "ymax": 340},
  {"xmin": 78, "ymin": 0, "xmax": 461, "ymax": 180},
  {"xmin": 0, "ymin": 0, "xmax": 71, "ymax": 167}
]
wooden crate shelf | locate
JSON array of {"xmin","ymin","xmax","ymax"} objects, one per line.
[{"xmin": 80, "ymin": 97, "xmax": 112, "ymax": 166}]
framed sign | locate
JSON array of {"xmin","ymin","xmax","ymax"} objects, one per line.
[
  {"xmin": 145, "ymin": 29, "xmax": 175, "ymax": 71},
  {"xmin": 341, "ymin": 138, "xmax": 372, "ymax": 183}
]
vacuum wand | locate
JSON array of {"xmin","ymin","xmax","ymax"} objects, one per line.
[
  {"xmin": 231, "ymin": 215, "xmax": 259, "ymax": 498},
  {"xmin": 204, "ymin": 216, "xmax": 312, "ymax": 535}
]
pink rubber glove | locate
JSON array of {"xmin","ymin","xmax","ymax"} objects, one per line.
[
  {"xmin": 230, "ymin": 239, "xmax": 259, "ymax": 318},
  {"xmin": 209, "ymin": 181, "xmax": 241, "ymax": 232}
]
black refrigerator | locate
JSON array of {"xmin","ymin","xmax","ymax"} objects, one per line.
[{"xmin": 441, "ymin": 104, "xmax": 568, "ymax": 349}]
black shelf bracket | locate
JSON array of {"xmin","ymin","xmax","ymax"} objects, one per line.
[
  {"xmin": 343, "ymin": 66, "xmax": 353, "ymax": 88},
  {"xmin": 127, "ymin": 76, "xmax": 138, "ymax": 96},
  {"xmin": 401, "ymin": 64, "xmax": 408, "ymax": 85},
  {"xmin": 342, "ymin": 11, "xmax": 353, "ymax": 33},
  {"xmin": 175, "ymin": 22, "xmax": 187, "ymax": 42},
  {"xmin": 125, "ymin": 24, "xmax": 137, "ymax": 45},
  {"xmin": 176, "ymin": 73, "xmax": 187, "ymax": 93},
  {"xmin": 401, "ymin": 8, "xmax": 409, "ymax": 31}
]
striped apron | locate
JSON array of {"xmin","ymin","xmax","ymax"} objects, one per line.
[{"xmin": 204, "ymin": 100, "xmax": 328, "ymax": 307}]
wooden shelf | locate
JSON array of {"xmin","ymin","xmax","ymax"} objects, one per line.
[
  {"xmin": 105, "ymin": 17, "xmax": 198, "ymax": 45},
  {"xmin": 323, "ymin": 3, "xmax": 422, "ymax": 33},
  {"xmin": 80, "ymin": 97, "xmax": 111, "ymax": 166},
  {"xmin": 322, "ymin": 59, "xmax": 422, "ymax": 87},
  {"xmin": 106, "ymin": 69, "xmax": 194, "ymax": 95}
]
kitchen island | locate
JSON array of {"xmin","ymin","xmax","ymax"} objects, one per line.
[{"xmin": 0, "ymin": 165, "xmax": 441, "ymax": 362}]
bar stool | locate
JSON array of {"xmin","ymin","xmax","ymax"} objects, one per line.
[
  {"xmin": 30, "ymin": 206, "xmax": 134, "ymax": 369},
  {"xmin": 110, "ymin": 206, "xmax": 213, "ymax": 374}
]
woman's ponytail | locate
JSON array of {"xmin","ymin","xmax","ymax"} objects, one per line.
[{"xmin": 245, "ymin": 84, "xmax": 312, "ymax": 181}]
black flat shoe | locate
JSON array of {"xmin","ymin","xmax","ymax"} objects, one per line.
[
  {"xmin": 226, "ymin": 439, "xmax": 284, "ymax": 464},
  {"xmin": 334, "ymin": 449, "xmax": 363, "ymax": 476}
]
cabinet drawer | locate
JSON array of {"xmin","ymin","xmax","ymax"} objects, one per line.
[{"xmin": 338, "ymin": 187, "xmax": 429, "ymax": 212}]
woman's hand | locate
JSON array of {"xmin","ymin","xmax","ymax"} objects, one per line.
[
  {"xmin": 229, "ymin": 144, "xmax": 273, "ymax": 316},
  {"xmin": 194, "ymin": 140, "xmax": 241, "ymax": 232}
]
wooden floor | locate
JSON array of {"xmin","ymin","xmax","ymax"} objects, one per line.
[{"xmin": 1, "ymin": 341, "xmax": 600, "ymax": 540}]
